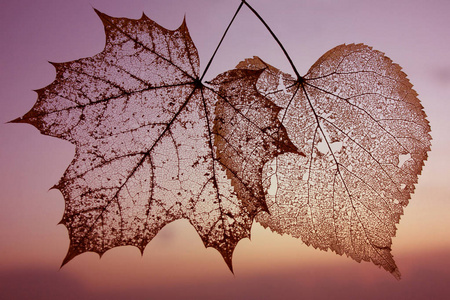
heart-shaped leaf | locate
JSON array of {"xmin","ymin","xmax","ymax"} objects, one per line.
[{"xmin": 237, "ymin": 44, "xmax": 431, "ymax": 278}]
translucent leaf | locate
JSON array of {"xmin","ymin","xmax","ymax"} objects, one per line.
[
  {"xmin": 12, "ymin": 11, "xmax": 291, "ymax": 270},
  {"xmin": 238, "ymin": 44, "xmax": 431, "ymax": 279}
]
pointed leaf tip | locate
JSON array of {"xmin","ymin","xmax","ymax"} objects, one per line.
[
  {"xmin": 178, "ymin": 15, "xmax": 188, "ymax": 32},
  {"xmin": 391, "ymin": 268, "xmax": 401, "ymax": 280},
  {"xmin": 60, "ymin": 249, "xmax": 80, "ymax": 268},
  {"xmin": 223, "ymin": 253, "xmax": 234, "ymax": 274},
  {"xmin": 141, "ymin": 12, "xmax": 148, "ymax": 20},
  {"xmin": 94, "ymin": 8, "xmax": 113, "ymax": 26},
  {"xmin": 93, "ymin": 8, "xmax": 104, "ymax": 17},
  {"xmin": 8, "ymin": 116, "xmax": 24, "ymax": 124}
]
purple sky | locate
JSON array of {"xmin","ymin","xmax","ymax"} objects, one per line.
[{"xmin": 1, "ymin": 0, "xmax": 449, "ymax": 299}]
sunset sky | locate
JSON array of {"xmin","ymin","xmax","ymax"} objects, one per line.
[{"xmin": 1, "ymin": 0, "xmax": 449, "ymax": 299}]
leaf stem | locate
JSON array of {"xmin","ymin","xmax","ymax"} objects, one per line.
[
  {"xmin": 241, "ymin": 0, "xmax": 302, "ymax": 81},
  {"xmin": 200, "ymin": 1, "xmax": 244, "ymax": 81}
]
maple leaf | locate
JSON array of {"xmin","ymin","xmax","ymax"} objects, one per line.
[
  {"xmin": 236, "ymin": 45, "xmax": 431, "ymax": 279},
  {"xmin": 11, "ymin": 10, "xmax": 292, "ymax": 270}
]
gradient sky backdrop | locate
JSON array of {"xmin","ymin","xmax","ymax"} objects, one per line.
[{"xmin": 1, "ymin": 0, "xmax": 449, "ymax": 299}]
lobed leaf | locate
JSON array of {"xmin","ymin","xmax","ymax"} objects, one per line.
[{"xmin": 12, "ymin": 11, "xmax": 289, "ymax": 269}]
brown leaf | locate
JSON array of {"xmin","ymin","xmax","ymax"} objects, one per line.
[
  {"xmin": 11, "ymin": 10, "xmax": 268, "ymax": 270},
  {"xmin": 238, "ymin": 45, "xmax": 431, "ymax": 279},
  {"xmin": 211, "ymin": 68, "xmax": 299, "ymax": 215}
]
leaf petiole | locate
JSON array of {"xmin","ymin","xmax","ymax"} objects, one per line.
[
  {"xmin": 200, "ymin": 1, "xmax": 244, "ymax": 81},
  {"xmin": 241, "ymin": 0, "xmax": 303, "ymax": 81}
]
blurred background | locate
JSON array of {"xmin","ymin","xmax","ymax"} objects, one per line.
[{"xmin": 1, "ymin": 0, "xmax": 449, "ymax": 299}]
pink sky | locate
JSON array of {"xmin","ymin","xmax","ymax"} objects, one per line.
[{"xmin": 1, "ymin": 0, "xmax": 449, "ymax": 299}]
